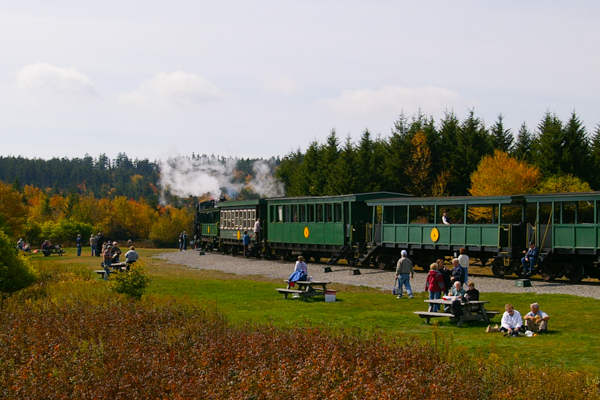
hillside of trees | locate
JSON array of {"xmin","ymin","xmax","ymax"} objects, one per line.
[{"xmin": 276, "ymin": 110, "xmax": 600, "ymax": 197}]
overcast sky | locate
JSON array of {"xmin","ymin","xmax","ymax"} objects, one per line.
[{"xmin": 1, "ymin": 1, "xmax": 599, "ymax": 162}]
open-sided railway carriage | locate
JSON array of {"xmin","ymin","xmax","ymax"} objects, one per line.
[
  {"xmin": 194, "ymin": 191, "xmax": 600, "ymax": 283},
  {"xmin": 366, "ymin": 192, "xmax": 600, "ymax": 283}
]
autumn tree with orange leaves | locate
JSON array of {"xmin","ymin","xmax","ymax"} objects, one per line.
[{"xmin": 469, "ymin": 150, "xmax": 541, "ymax": 197}]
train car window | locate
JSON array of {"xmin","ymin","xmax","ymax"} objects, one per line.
[
  {"xmin": 467, "ymin": 206, "xmax": 493, "ymax": 224},
  {"xmin": 525, "ymin": 204, "xmax": 537, "ymax": 225},
  {"xmin": 538, "ymin": 204, "xmax": 552, "ymax": 226},
  {"xmin": 500, "ymin": 205, "xmax": 522, "ymax": 224},
  {"xmin": 410, "ymin": 205, "xmax": 432, "ymax": 224},
  {"xmin": 291, "ymin": 205, "xmax": 298, "ymax": 222},
  {"xmin": 440, "ymin": 206, "xmax": 462, "ymax": 224},
  {"xmin": 308, "ymin": 205, "xmax": 315, "ymax": 222},
  {"xmin": 334, "ymin": 204, "xmax": 342, "ymax": 223},
  {"xmin": 578, "ymin": 201, "xmax": 594, "ymax": 223},
  {"xmin": 325, "ymin": 204, "xmax": 333, "ymax": 222},
  {"xmin": 299, "ymin": 205, "xmax": 306, "ymax": 222},
  {"xmin": 562, "ymin": 202, "xmax": 576, "ymax": 224},
  {"xmin": 395, "ymin": 206, "xmax": 407, "ymax": 224},
  {"xmin": 554, "ymin": 203, "xmax": 561, "ymax": 224},
  {"xmin": 317, "ymin": 204, "xmax": 324, "ymax": 222},
  {"xmin": 277, "ymin": 205, "xmax": 283, "ymax": 222},
  {"xmin": 383, "ymin": 206, "xmax": 393, "ymax": 224},
  {"xmin": 283, "ymin": 205, "xmax": 290, "ymax": 222}
]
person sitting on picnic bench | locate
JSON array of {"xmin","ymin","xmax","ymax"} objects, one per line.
[
  {"xmin": 287, "ymin": 256, "xmax": 308, "ymax": 286},
  {"xmin": 112, "ymin": 242, "xmax": 122, "ymax": 263},
  {"xmin": 125, "ymin": 246, "xmax": 139, "ymax": 270},
  {"xmin": 524, "ymin": 302, "xmax": 550, "ymax": 334},
  {"xmin": 449, "ymin": 281, "xmax": 465, "ymax": 298},
  {"xmin": 500, "ymin": 303, "xmax": 524, "ymax": 337},
  {"xmin": 465, "ymin": 281, "xmax": 479, "ymax": 302}
]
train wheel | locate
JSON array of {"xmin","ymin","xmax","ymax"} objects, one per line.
[
  {"xmin": 231, "ymin": 246, "xmax": 239, "ymax": 257},
  {"xmin": 491, "ymin": 260, "xmax": 506, "ymax": 278},
  {"xmin": 539, "ymin": 265, "xmax": 556, "ymax": 281},
  {"xmin": 565, "ymin": 263, "xmax": 585, "ymax": 284}
]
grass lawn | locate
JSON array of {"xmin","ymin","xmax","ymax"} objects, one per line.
[{"xmin": 29, "ymin": 248, "xmax": 600, "ymax": 374}]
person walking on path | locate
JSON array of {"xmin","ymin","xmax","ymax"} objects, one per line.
[
  {"xmin": 395, "ymin": 250, "xmax": 414, "ymax": 299},
  {"xmin": 458, "ymin": 247, "xmax": 469, "ymax": 284},
  {"xmin": 76, "ymin": 234, "xmax": 82, "ymax": 256},
  {"xmin": 425, "ymin": 262, "xmax": 445, "ymax": 311}
]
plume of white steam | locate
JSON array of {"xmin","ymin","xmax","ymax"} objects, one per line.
[{"xmin": 158, "ymin": 156, "xmax": 284, "ymax": 203}]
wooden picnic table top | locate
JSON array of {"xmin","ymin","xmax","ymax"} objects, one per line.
[{"xmin": 425, "ymin": 299, "xmax": 489, "ymax": 305}]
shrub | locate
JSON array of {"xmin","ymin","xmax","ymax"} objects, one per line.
[
  {"xmin": 0, "ymin": 229, "xmax": 37, "ymax": 295},
  {"xmin": 109, "ymin": 263, "xmax": 150, "ymax": 299}
]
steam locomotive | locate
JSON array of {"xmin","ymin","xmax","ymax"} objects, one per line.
[{"xmin": 193, "ymin": 191, "xmax": 600, "ymax": 283}]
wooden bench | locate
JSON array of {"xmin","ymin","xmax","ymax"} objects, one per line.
[
  {"xmin": 276, "ymin": 288, "xmax": 308, "ymax": 299},
  {"xmin": 414, "ymin": 311, "xmax": 457, "ymax": 324},
  {"xmin": 486, "ymin": 311, "xmax": 500, "ymax": 318},
  {"xmin": 42, "ymin": 247, "xmax": 66, "ymax": 256}
]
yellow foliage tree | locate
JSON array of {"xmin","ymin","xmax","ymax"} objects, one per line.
[
  {"xmin": 405, "ymin": 131, "xmax": 433, "ymax": 197},
  {"xmin": 0, "ymin": 181, "xmax": 27, "ymax": 237},
  {"xmin": 537, "ymin": 174, "xmax": 592, "ymax": 194},
  {"xmin": 470, "ymin": 150, "xmax": 541, "ymax": 197}
]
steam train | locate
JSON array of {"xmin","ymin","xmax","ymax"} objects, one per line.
[{"xmin": 193, "ymin": 191, "xmax": 600, "ymax": 283}]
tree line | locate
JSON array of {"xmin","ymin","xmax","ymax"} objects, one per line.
[{"xmin": 276, "ymin": 110, "xmax": 600, "ymax": 197}]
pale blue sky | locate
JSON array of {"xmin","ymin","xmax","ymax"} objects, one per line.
[{"xmin": 1, "ymin": 1, "xmax": 598, "ymax": 161}]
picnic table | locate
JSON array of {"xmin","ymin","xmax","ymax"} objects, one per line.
[
  {"xmin": 414, "ymin": 298, "xmax": 500, "ymax": 327},
  {"xmin": 41, "ymin": 247, "xmax": 65, "ymax": 256},
  {"xmin": 276, "ymin": 280, "xmax": 335, "ymax": 301}
]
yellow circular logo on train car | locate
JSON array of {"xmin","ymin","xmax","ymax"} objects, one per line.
[
  {"xmin": 430, "ymin": 227, "xmax": 440, "ymax": 242},
  {"xmin": 237, "ymin": 230, "xmax": 241, "ymax": 240},
  {"xmin": 304, "ymin": 226, "xmax": 310, "ymax": 239}
]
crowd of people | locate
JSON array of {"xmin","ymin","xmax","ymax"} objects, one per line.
[{"xmin": 394, "ymin": 246, "xmax": 551, "ymax": 336}]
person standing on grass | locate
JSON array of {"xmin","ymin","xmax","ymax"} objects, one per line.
[
  {"xmin": 90, "ymin": 234, "xmax": 97, "ymax": 257},
  {"xmin": 112, "ymin": 241, "xmax": 122, "ymax": 263},
  {"xmin": 178, "ymin": 232, "xmax": 183, "ymax": 251},
  {"xmin": 102, "ymin": 244, "xmax": 113, "ymax": 281},
  {"xmin": 500, "ymin": 303, "xmax": 523, "ymax": 337},
  {"xmin": 425, "ymin": 262, "xmax": 445, "ymax": 311},
  {"xmin": 395, "ymin": 250, "xmax": 414, "ymax": 299},
  {"xmin": 182, "ymin": 231, "xmax": 188, "ymax": 251},
  {"xmin": 96, "ymin": 232, "xmax": 103, "ymax": 257},
  {"xmin": 437, "ymin": 259, "xmax": 452, "ymax": 295},
  {"xmin": 458, "ymin": 247, "xmax": 469, "ymax": 284},
  {"xmin": 76, "ymin": 234, "xmax": 82, "ymax": 256},
  {"xmin": 450, "ymin": 258, "xmax": 464, "ymax": 285},
  {"xmin": 524, "ymin": 302, "xmax": 550, "ymax": 333}
]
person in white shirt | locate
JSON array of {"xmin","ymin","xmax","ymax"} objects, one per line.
[
  {"xmin": 500, "ymin": 303, "xmax": 523, "ymax": 337},
  {"xmin": 442, "ymin": 210, "xmax": 451, "ymax": 225},
  {"xmin": 124, "ymin": 246, "xmax": 139, "ymax": 270},
  {"xmin": 458, "ymin": 247, "xmax": 469, "ymax": 283},
  {"xmin": 524, "ymin": 302, "xmax": 550, "ymax": 333}
]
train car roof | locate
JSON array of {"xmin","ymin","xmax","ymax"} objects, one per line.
[
  {"xmin": 367, "ymin": 194, "xmax": 520, "ymax": 206},
  {"xmin": 265, "ymin": 191, "xmax": 410, "ymax": 203},
  {"xmin": 216, "ymin": 198, "xmax": 267, "ymax": 209},
  {"xmin": 521, "ymin": 191, "xmax": 600, "ymax": 202}
]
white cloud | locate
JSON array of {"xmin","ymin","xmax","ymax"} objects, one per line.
[
  {"xmin": 120, "ymin": 71, "xmax": 224, "ymax": 108},
  {"xmin": 16, "ymin": 63, "xmax": 100, "ymax": 98},
  {"xmin": 261, "ymin": 76, "xmax": 304, "ymax": 95},
  {"xmin": 315, "ymin": 85, "xmax": 469, "ymax": 116}
]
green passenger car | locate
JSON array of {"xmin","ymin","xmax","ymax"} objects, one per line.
[
  {"xmin": 217, "ymin": 199, "xmax": 267, "ymax": 257},
  {"xmin": 266, "ymin": 192, "xmax": 408, "ymax": 263},
  {"xmin": 367, "ymin": 195, "xmax": 529, "ymax": 272}
]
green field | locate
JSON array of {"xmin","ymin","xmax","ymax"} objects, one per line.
[{"xmin": 28, "ymin": 249, "xmax": 600, "ymax": 374}]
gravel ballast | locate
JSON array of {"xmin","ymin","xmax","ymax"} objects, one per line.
[{"xmin": 157, "ymin": 251, "xmax": 600, "ymax": 300}]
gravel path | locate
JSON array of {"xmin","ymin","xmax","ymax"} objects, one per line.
[{"xmin": 157, "ymin": 251, "xmax": 600, "ymax": 300}]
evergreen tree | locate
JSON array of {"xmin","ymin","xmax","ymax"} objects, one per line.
[
  {"xmin": 590, "ymin": 124, "xmax": 600, "ymax": 189},
  {"xmin": 490, "ymin": 114, "xmax": 513, "ymax": 153},
  {"xmin": 561, "ymin": 111, "xmax": 593, "ymax": 184},
  {"xmin": 355, "ymin": 130, "xmax": 381, "ymax": 193},
  {"xmin": 321, "ymin": 130, "xmax": 341, "ymax": 195},
  {"xmin": 453, "ymin": 110, "xmax": 492, "ymax": 195},
  {"xmin": 328, "ymin": 135, "xmax": 357, "ymax": 195},
  {"xmin": 532, "ymin": 111, "xmax": 565, "ymax": 177},
  {"xmin": 512, "ymin": 122, "xmax": 533, "ymax": 162}
]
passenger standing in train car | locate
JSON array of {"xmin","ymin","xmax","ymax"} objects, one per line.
[
  {"xmin": 395, "ymin": 250, "xmax": 414, "ymax": 299},
  {"xmin": 438, "ymin": 259, "xmax": 452, "ymax": 295},
  {"xmin": 442, "ymin": 210, "xmax": 451, "ymax": 225},
  {"xmin": 458, "ymin": 247, "xmax": 469, "ymax": 284},
  {"xmin": 253, "ymin": 218, "xmax": 261, "ymax": 244}
]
